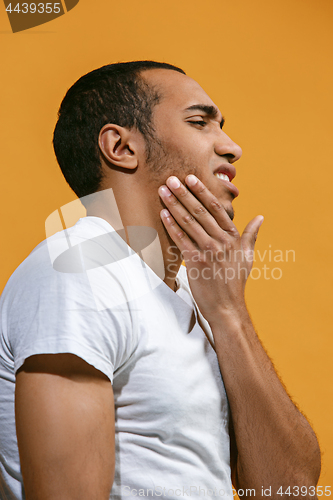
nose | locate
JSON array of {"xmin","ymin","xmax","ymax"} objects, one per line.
[{"xmin": 214, "ymin": 131, "xmax": 242, "ymax": 163}]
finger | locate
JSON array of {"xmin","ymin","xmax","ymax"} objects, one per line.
[
  {"xmin": 241, "ymin": 216, "xmax": 264, "ymax": 256},
  {"xmin": 163, "ymin": 176, "xmax": 237, "ymax": 241},
  {"xmin": 159, "ymin": 209, "xmax": 198, "ymax": 261},
  {"xmin": 158, "ymin": 184, "xmax": 216, "ymax": 247},
  {"xmin": 184, "ymin": 174, "xmax": 239, "ymax": 237}
]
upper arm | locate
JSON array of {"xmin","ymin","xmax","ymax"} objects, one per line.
[{"xmin": 15, "ymin": 353, "xmax": 115, "ymax": 500}]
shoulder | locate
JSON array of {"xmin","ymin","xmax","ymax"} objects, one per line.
[
  {"xmin": 0, "ymin": 217, "xmax": 140, "ymax": 378},
  {"xmin": 0, "ymin": 215, "xmax": 141, "ymax": 338},
  {"xmin": 1, "ymin": 216, "xmax": 131, "ymax": 305}
]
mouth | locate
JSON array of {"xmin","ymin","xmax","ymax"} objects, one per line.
[{"xmin": 213, "ymin": 164, "xmax": 239, "ymax": 198}]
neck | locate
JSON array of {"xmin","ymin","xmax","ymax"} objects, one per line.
[{"xmin": 85, "ymin": 184, "xmax": 183, "ymax": 291}]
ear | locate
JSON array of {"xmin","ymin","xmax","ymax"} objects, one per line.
[{"xmin": 98, "ymin": 124, "xmax": 142, "ymax": 170}]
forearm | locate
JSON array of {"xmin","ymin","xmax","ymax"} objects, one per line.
[{"xmin": 209, "ymin": 306, "xmax": 321, "ymax": 494}]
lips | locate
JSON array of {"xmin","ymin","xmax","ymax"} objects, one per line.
[
  {"xmin": 213, "ymin": 164, "xmax": 239, "ymax": 197},
  {"xmin": 214, "ymin": 164, "xmax": 236, "ymax": 181}
]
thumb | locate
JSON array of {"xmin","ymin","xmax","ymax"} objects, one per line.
[{"xmin": 241, "ymin": 215, "xmax": 264, "ymax": 254}]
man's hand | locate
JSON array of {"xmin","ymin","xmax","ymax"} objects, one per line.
[
  {"xmin": 158, "ymin": 174, "xmax": 263, "ymax": 323},
  {"xmin": 159, "ymin": 174, "xmax": 321, "ymax": 497},
  {"xmin": 15, "ymin": 353, "xmax": 115, "ymax": 500}
]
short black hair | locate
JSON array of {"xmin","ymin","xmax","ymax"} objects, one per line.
[{"xmin": 53, "ymin": 61, "xmax": 186, "ymax": 198}]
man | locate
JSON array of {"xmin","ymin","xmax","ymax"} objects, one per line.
[{"xmin": 0, "ymin": 61, "xmax": 321, "ymax": 499}]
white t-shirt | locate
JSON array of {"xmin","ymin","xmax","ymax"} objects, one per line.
[{"xmin": 0, "ymin": 216, "xmax": 233, "ymax": 499}]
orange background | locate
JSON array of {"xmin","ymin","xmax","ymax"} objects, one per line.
[{"xmin": 1, "ymin": 0, "xmax": 332, "ymax": 488}]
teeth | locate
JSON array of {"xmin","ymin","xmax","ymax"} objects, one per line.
[{"xmin": 215, "ymin": 173, "xmax": 230, "ymax": 182}]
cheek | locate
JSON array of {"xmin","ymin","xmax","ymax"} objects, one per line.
[
  {"xmin": 161, "ymin": 143, "xmax": 202, "ymax": 177},
  {"xmin": 169, "ymin": 140, "xmax": 210, "ymax": 172},
  {"xmin": 148, "ymin": 131, "xmax": 212, "ymax": 182}
]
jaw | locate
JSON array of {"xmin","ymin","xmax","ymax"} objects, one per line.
[
  {"xmin": 224, "ymin": 203, "xmax": 235, "ymax": 221},
  {"xmin": 208, "ymin": 179, "xmax": 236, "ymax": 221}
]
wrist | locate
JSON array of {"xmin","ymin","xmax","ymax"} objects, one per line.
[{"xmin": 207, "ymin": 301, "xmax": 251, "ymax": 332}]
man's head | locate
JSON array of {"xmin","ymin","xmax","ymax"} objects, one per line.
[
  {"xmin": 53, "ymin": 61, "xmax": 186, "ymax": 199},
  {"xmin": 53, "ymin": 61, "xmax": 242, "ymax": 220}
]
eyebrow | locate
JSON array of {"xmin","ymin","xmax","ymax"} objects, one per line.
[{"xmin": 184, "ymin": 104, "xmax": 225, "ymax": 128}]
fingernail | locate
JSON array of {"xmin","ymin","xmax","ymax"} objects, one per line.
[
  {"xmin": 167, "ymin": 176, "xmax": 181, "ymax": 189},
  {"xmin": 158, "ymin": 185, "xmax": 171, "ymax": 196},
  {"xmin": 161, "ymin": 209, "xmax": 171, "ymax": 218},
  {"xmin": 186, "ymin": 175, "xmax": 198, "ymax": 187}
]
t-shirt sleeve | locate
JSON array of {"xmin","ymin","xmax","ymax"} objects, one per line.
[{"xmin": 1, "ymin": 237, "xmax": 138, "ymax": 384}]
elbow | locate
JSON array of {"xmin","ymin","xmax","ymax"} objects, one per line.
[
  {"xmin": 288, "ymin": 438, "xmax": 322, "ymax": 492},
  {"xmin": 304, "ymin": 440, "xmax": 322, "ymax": 487},
  {"xmin": 303, "ymin": 433, "xmax": 321, "ymax": 486}
]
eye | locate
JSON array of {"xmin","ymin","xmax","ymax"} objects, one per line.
[{"xmin": 188, "ymin": 120, "xmax": 207, "ymax": 127}]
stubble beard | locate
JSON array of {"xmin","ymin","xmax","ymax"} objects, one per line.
[{"xmin": 144, "ymin": 135, "xmax": 235, "ymax": 221}]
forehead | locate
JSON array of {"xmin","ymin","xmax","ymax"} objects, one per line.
[{"xmin": 142, "ymin": 68, "xmax": 219, "ymax": 116}]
